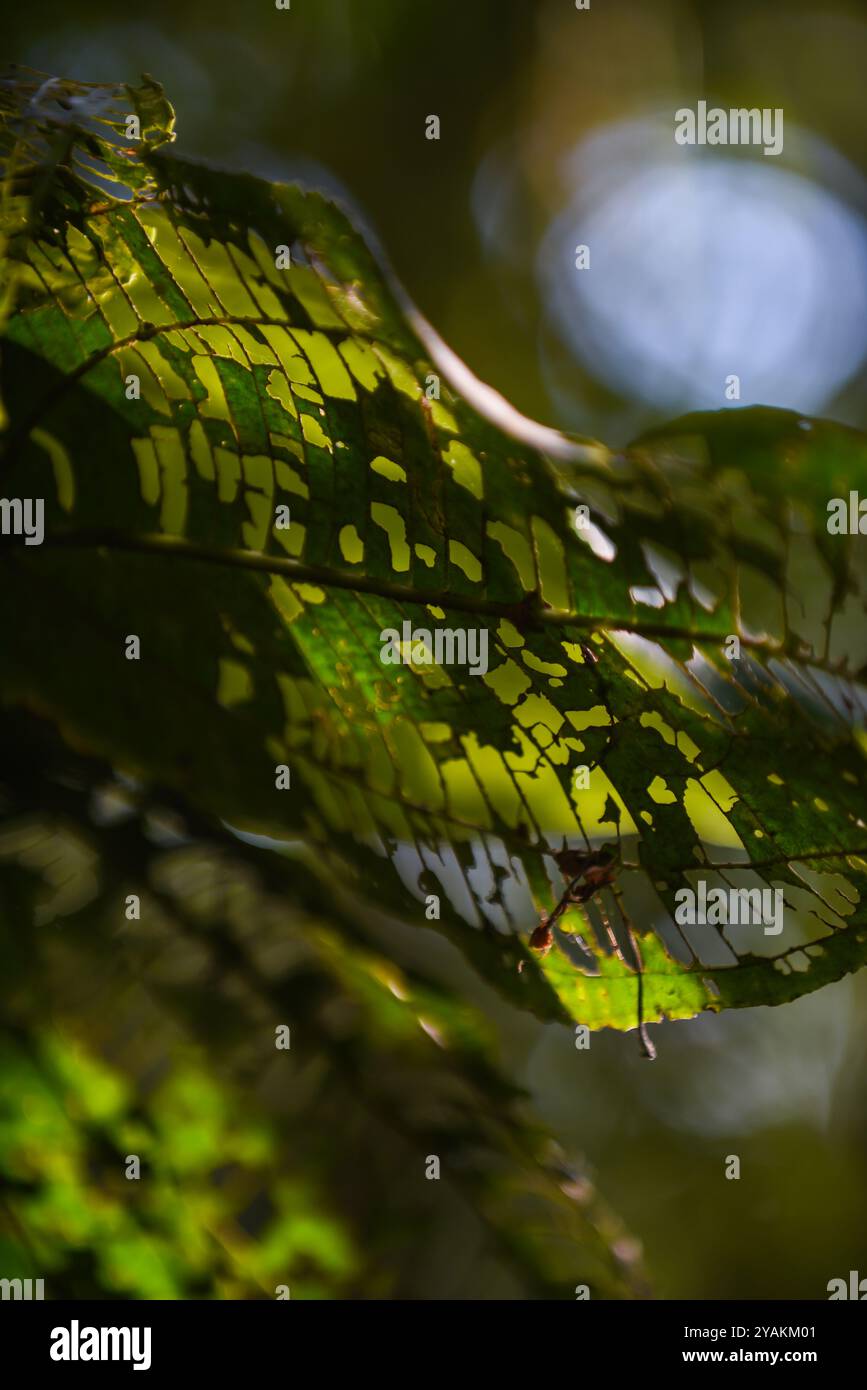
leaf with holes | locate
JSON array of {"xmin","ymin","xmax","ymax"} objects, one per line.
[{"xmin": 2, "ymin": 72, "xmax": 867, "ymax": 1041}]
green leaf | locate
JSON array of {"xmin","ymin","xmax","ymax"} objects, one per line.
[{"xmin": 2, "ymin": 71, "xmax": 867, "ymax": 1041}]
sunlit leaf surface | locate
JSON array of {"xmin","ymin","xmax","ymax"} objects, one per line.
[{"xmin": 3, "ymin": 71, "xmax": 867, "ymax": 1048}]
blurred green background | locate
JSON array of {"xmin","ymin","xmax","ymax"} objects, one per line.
[
  {"xmin": 15, "ymin": 0, "xmax": 867, "ymax": 444},
  {"xmin": 4, "ymin": 0, "xmax": 867, "ymax": 1297}
]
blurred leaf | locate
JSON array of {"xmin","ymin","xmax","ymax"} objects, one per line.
[{"xmin": 0, "ymin": 714, "xmax": 644, "ymax": 1298}]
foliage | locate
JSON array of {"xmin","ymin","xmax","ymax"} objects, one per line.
[
  {"xmin": 0, "ymin": 713, "xmax": 644, "ymax": 1297},
  {"xmin": 2, "ymin": 71, "xmax": 867, "ymax": 1296}
]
